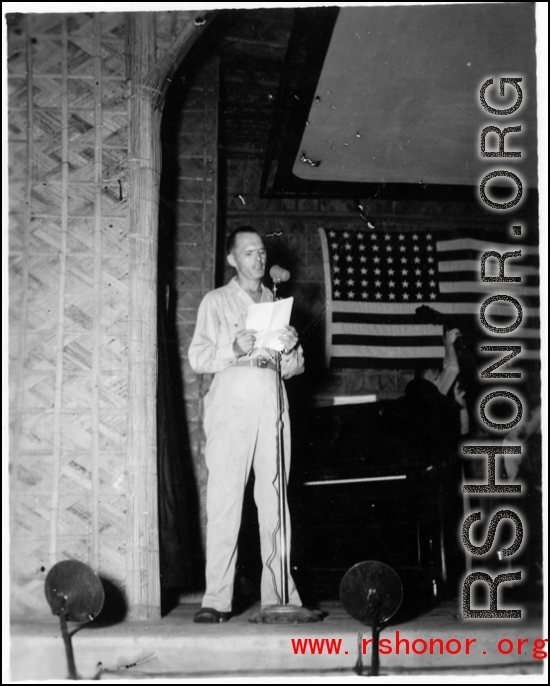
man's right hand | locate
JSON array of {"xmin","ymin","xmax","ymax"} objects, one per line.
[{"xmin": 233, "ymin": 329, "xmax": 257, "ymax": 356}]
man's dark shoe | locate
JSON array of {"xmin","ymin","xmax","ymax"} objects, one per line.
[{"xmin": 193, "ymin": 607, "xmax": 231, "ymax": 623}]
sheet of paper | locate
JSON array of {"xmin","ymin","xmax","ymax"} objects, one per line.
[{"xmin": 245, "ymin": 297, "xmax": 293, "ymax": 351}]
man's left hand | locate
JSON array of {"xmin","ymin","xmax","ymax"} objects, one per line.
[{"xmin": 278, "ymin": 325, "xmax": 299, "ymax": 353}]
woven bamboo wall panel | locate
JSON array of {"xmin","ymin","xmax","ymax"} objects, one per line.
[
  {"xmin": 32, "ymin": 146, "xmax": 62, "ymax": 184},
  {"xmin": 97, "ymin": 538, "xmax": 126, "ymax": 579},
  {"xmin": 24, "ymin": 333, "xmax": 58, "ymax": 370},
  {"xmin": 101, "ymin": 278, "xmax": 129, "ymax": 332},
  {"xmin": 98, "ymin": 333, "xmax": 128, "ymax": 369},
  {"xmin": 31, "ymin": 182, "xmax": 63, "ymax": 214},
  {"xmin": 98, "ymin": 453, "xmax": 127, "ymax": 494},
  {"xmin": 64, "ymin": 297, "xmax": 94, "ymax": 333},
  {"xmin": 175, "ymin": 177, "xmax": 214, "ymax": 199},
  {"xmin": 25, "ymin": 258, "xmax": 61, "ymax": 330},
  {"xmin": 32, "ymin": 39, "xmax": 63, "ymax": 74},
  {"xmin": 9, "ymin": 142, "xmax": 26, "ymax": 182},
  {"xmin": 19, "ymin": 413, "xmax": 55, "ymax": 452},
  {"xmin": 103, "ymin": 217, "xmax": 129, "ymax": 252},
  {"xmin": 31, "ymin": 77, "xmax": 62, "ymax": 108},
  {"xmin": 174, "ymin": 156, "xmax": 207, "ymax": 178},
  {"xmin": 97, "ymin": 495, "xmax": 126, "ymax": 533},
  {"xmin": 174, "ymin": 242, "xmax": 214, "ymax": 271},
  {"xmin": 102, "ymin": 80, "xmax": 128, "ymax": 111},
  {"xmin": 102, "ymin": 113, "xmax": 127, "ymax": 145},
  {"xmin": 8, "ymin": 77, "xmax": 26, "ymax": 109},
  {"xmin": 66, "ymin": 256, "xmax": 94, "ymax": 291},
  {"xmin": 67, "ymin": 79, "xmax": 96, "ymax": 110},
  {"xmin": 8, "ymin": 256, "xmax": 23, "ymax": 326},
  {"xmin": 101, "ymin": 185, "xmax": 128, "ymax": 216},
  {"xmin": 10, "ymin": 10, "xmax": 206, "ymax": 617},
  {"xmin": 22, "ymin": 375, "xmax": 57, "ymax": 409},
  {"xmin": 174, "ymin": 200, "xmax": 207, "ymax": 225},
  {"xmin": 12, "ymin": 538, "xmax": 51, "ymax": 580},
  {"xmin": 14, "ymin": 496, "xmax": 51, "ymax": 536},
  {"xmin": 57, "ymin": 536, "xmax": 93, "ymax": 562},
  {"xmin": 99, "ymin": 413, "xmax": 127, "ymax": 451},
  {"xmin": 13, "ymin": 454, "xmax": 52, "ymax": 492},
  {"xmin": 66, "ymin": 37, "xmax": 95, "ymax": 75},
  {"xmin": 100, "ymin": 303, "xmax": 129, "ymax": 332},
  {"xmin": 68, "ymin": 221, "xmax": 97, "ymax": 253},
  {"xmin": 99, "ymin": 13, "xmax": 126, "ymax": 38},
  {"xmin": 175, "ymin": 267, "xmax": 203, "ymax": 291},
  {"xmin": 100, "ymin": 41, "xmax": 126, "ymax": 76},
  {"xmin": 102, "ymin": 149, "xmax": 128, "ymax": 181},
  {"xmin": 176, "ymin": 133, "xmax": 213, "ymax": 158},
  {"xmin": 60, "ymin": 412, "xmax": 92, "ymax": 450},
  {"xmin": 175, "ymin": 222, "xmax": 215, "ymax": 244},
  {"xmin": 67, "ymin": 112, "xmax": 96, "ymax": 144},
  {"xmin": 57, "ymin": 491, "xmax": 93, "ymax": 535},
  {"xmin": 61, "ymin": 375, "xmax": 94, "ymax": 408},
  {"xmin": 8, "ymin": 107, "xmax": 26, "ymax": 140},
  {"xmin": 156, "ymin": 11, "xmax": 177, "ymax": 59},
  {"xmin": 67, "ymin": 152, "xmax": 96, "ymax": 182},
  {"xmin": 6, "ymin": 32, "xmax": 25, "ymax": 74},
  {"xmin": 176, "ymin": 289, "xmax": 204, "ymax": 311},
  {"xmin": 26, "ymin": 13, "xmax": 63, "ymax": 33},
  {"xmin": 99, "ymin": 376, "xmax": 128, "ymax": 409},
  {"xmin": 9, "ymin": 180, "xmax": 26, "ymax": 216}
]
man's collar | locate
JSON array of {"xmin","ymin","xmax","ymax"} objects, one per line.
[{"xmin": 229, "ymin": 276, "xmax": 269, "ymax": 301}]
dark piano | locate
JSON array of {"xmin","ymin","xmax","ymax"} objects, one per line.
[{"xmin": 290, "ymin": 397, "xmax": 464, "ymax": 609}]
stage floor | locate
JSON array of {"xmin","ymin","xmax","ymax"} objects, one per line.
[{"xmin": 10, "ymin": 599, "xmax": 546, "ymax": 680}]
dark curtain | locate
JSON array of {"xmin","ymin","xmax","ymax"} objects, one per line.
[{"xmin": 157, "ymin": 292, "xmax": 197, "ymax": 592}]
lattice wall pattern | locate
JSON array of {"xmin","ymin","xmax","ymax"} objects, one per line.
[{"xmin": 9, "ymin": 12, "xmax": 130, "ymax": 616}]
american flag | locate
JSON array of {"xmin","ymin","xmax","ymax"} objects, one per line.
[{"xmin": 319, "ymin": 227, "xmax": 540, "ymax": 369}]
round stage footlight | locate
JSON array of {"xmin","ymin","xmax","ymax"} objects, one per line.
[
  {"xmin": 339, "ymin": 560, "xmax": 403, "ymax": 625},
  {"xmin": 45, "ymin": 559, "xmax": 105, "ymax": 623}
]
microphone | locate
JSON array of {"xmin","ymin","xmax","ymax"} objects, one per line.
[{"xmin": 269, "ymin": 265, "xmax": 291, "ymax": 282}]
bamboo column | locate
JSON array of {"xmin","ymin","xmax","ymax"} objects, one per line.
[
  {"xmin": 125, "ymin": 10, "xmax": 213, "ymax": 620},
  {"xmin": 126, "ymin": 11, "xmax": 162, "ymax": 621}
]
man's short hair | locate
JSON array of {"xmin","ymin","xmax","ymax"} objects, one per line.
[{"xmin": 226, "ymin": 226, "xmax": 260, "ymax": 255}]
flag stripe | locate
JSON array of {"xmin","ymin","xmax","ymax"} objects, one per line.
[
  {"xmin": 331, "ymin": 344, "xmax": 445, "ymax": 358},
  {"xmin": 439, "ymin": 282, "xmax": 539, "ymax": 295},
  {"xmin": 332, "ymin": 310, "xmax": 540, "ymax": 328},
  {"xmin": 331, "ymin": 347, "xmax": 540, "ymax": 361},
  {"xmin": 437, "ymin": 238, "xmax": 539, "ymax": 254},
  {"xmin": 439, "ymin": 260, "xmax": 539, "ymax": 275},
  {"xmin": 437, "ymin": 291, "xmax": 539, "ymax": 305},
  {"xmin": 333, "ymin": 334, "xmax": 444, "ymax": 347},
  {"xmin": 438, "ymin": 270, "xmax": 539, "ymax": 284},
  {"xmin": 331, "ymin": 299, "xmax": 540, "ymax": 317},
  {"xmin": 437, "ymin": 250, "xmax": 539, "ymax": 266},
  {"xmin": 332, "ymin": 322, "xmax": 442, "ymax": 337},
  {"xmin": 330, "ymin": 357, "xmax": 446, "ymax": 369}
]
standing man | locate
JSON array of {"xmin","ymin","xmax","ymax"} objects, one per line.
[{"xmin": 188, "ymin": 226, "xmax": 304, "ymax": 623}]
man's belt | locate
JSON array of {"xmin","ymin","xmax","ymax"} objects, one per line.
[{"xmin": 235, "ymin": 356, "xmax": 277, "ymax": 372}]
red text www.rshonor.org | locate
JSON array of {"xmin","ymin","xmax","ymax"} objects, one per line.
[{"xmin": 291, "ymin": 633, "xmax": 548, "ymax": 659}]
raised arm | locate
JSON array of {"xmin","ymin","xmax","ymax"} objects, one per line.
[{"xmin": 436, "ymin": 328, "xmax": 461, "ymax": 396}]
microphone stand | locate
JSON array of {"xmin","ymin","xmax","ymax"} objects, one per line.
[{"xmin": 249, "ymin": 275, "xmax": 320, "ymax": 624}]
